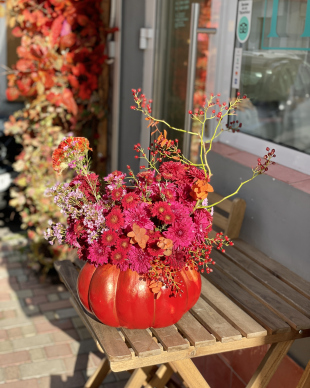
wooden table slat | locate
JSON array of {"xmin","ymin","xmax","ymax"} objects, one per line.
[
  {"xmin": 234, "ymin": 239, "xmax": 310, "ymax": 300},
  {"xmin": 200, "ymin": 277, "xmax": 267, "ymax": 338},
  {"xmin": 190, "ymin": 298, "xmax": 242, "ymax": 343},
  {"xmin": 175, "ymin": 312, "xmax": 216, "ymax": 347},
  {"xmin": 209, "ymin": 267, "xmax": 291, "ymax": 334},
  {"xmin": 224, "ymin": 246, "xmax": 310, "ymax": 317},
  {"xmin": 213, "ymin": 251, "xmax": 310, "ymax": 330},
  {"xmin": 121, "ymin": 328, "xmax": 162, "ymax": 357},
  {"xmin": 54, "ymin": 260, "xmax": 132, "ymax": 361},
  {"xmin": 151, "ymin": 326, "xmax": 189, "ymax": 352}
]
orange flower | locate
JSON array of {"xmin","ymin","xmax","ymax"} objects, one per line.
[
  {"xmin": 127, "ymin": 223, "xmax": 149, "ymax": 249},
  {"xmin": 190, "ymin": 179, "xmax": 214, "ymax": 200},
  {"xmin": 52, "ymin": 137, "xmax": 92, "ymax": 173},
  {"xmin": 157, "ymin": 237, "xmax": 173, "ymax": 256},
  {"xmin": 149, "ymin": 279, "xmax": 164, "ymax": 299}
]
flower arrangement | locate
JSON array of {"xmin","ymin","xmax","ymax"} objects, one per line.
[{"xmin": 44, "ymin": 90, "xmax": 276, "ymax": 296}]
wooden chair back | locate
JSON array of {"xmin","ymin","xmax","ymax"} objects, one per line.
[{"xmin": 208, "ymin": 192, "xmax": 246, "ymax": 239}]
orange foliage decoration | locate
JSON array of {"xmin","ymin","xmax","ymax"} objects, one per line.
[{"xmin": 3, "ymin": 0, "xmax": 110, "ymax": 277}]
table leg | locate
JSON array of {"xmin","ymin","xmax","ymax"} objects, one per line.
[
  {"xmin": 85, "ymin": 357, "xmax": 111, "ymax": 388},
  {"xmin": 124, "ymin": 366, "xmax": 157, "ymax": 388},
  {"xmin": 297, "ymin": 360, "xmax": 310, "ymax": 388},
  {"xmin": 246, "ymin": 340, "xmax": 294, "ymax": 388},
  {"xmin": 169, "ymin": 359, "xmax": 211, "ymax": 388},
  {"xmin": 144, "ymin": 364, "xmax": 174, "ymax": 388}
]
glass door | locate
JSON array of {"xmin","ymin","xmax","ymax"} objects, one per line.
[{"xmin": 152, "ymin": 0, "xmax": 220, "ymax": 164}]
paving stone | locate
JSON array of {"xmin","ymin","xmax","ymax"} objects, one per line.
[
  {"xmin": 21, "ymin": 324, "xmax": 36, "ymax": 337},
  {"xmin": 0, "ymin": 340, "xmax": 13, "ymax": 353},
  {"xmin": 29, "ymin": 348, "xmax": 46, "ymax": 362},
  {"xmin": 0, "ymin": 300, "xmax": 22, "ymax": 311},
  {"xmin": 15, "ymin": 289, "xmax": 33, "ymax": 298},
  {"xmin": 0, "ymin": 367, "xmax": 4, "ymax": 383},
  {"xmin": 25, "ymin": 295, "xmax": 47, "ymax": 305},
  {"xmin": 17, "ymin": 275, "xmax": 28, "ymax": 283},
  {"xmin": 51, "ymin": 372, "xmax": 86, "ymax": 388},
  {"xmin": 84, "ymin": 368, "xmax": 116, "ymax": 383},
  {"xmin": 0, "ymin": 350, "xmax": 31, "ymax": 366},
  {"xmin": 77, "ymin": 327, "xmax": 92, "ymax": 340},
  {"xmin": 35, "ymin": 318, "xmax": 73, "ymax": 334},
  {"xmin": 19, "ymin": 359, "xmax": 66, "ymax": 379},
  {"xmin": 7, "ymin": 327, "xmax": 23, "ymax": 339},
  {"xmin": 39, "ymin": 299, "xmax": 72, "ymax": 312},
  {"xmin": 72, "ymin": 316, "xmax": 85, "ymax": 329},
  {"xmin": 47, "ymin": 293, "xmax": 59, "ymax": 302},
  {"xmin": 51, "ymin": 329, "xmax": 79, "ymax": 343},
  {"xmin": 0, "ymin": 292, "xmax": 12, "ymax": 301},
  {"xmin": 45, "ymin": 343, "xmax": 72, "ymax": 359},
  {"xmin": 4, "ymin": 365, "xmax": 21, "ymax": 382},
  {"xmin": 43, "ymin": 312, "xmax": 56, "ymax": 320},
  {"xmin": 7, "ymin": 269, "xmax": 25, "ymax": 277},
  {"xmin": 0, "ymin": 317, "xmax": 30, "ymax": 330},
  {"xmin": 22, "ymin": 305, "xmax": 40, "ymax": 316},
  {"xmin": 4, "ymin": 310, "xmax": 17, "ymax": 319},
  {"xmin": 54, "ymin": 307, "xmax": 78, "ymax": 320},
  {"xmin": 63, "ymin": 354, "xmax": 92, "ymax": 373},
  {"xmin": 115, "ymin": 371, "xmax": 131, "ymax": 381},
  {"xmin": 2, "ymin": 378, "xmax": 40, "ymax": 388},
  {"xmin": 70, "ymin": 339, "xmax": 97, "ymax": 355},
  {"xmin": 0, "ymin": 329, "xmax": 8, "ymax": 342},
  {"xmin": 59, "ymin": 291, "xmax": 70, "ymax": 300},
  {"xmin": 11, "ymin": 333, "xmax": 53, "ymax": 351}
]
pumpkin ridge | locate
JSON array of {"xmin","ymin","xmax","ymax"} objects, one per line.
[{"xmin": 113, "ymin": 266, "xmax": 121, "ymax": 327}]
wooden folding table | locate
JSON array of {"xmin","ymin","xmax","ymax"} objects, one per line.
[{"xmin": 55, "ymin": 239, "xmax": 310, "ymax": 388}]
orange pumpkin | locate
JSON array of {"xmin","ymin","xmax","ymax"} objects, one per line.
[{"xmin": 77, "ymin": 262, "xmax": 201, "ymax": 329}]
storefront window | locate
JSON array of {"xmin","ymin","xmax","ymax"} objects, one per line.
[
  {"xmin": 153, "ymin": 0, "xmax": 218, "ymax": 163},
  {"xmin": 233, "ymin": 0, "xmax": 310, "ymax": 155}
]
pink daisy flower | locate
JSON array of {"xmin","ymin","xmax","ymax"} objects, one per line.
[
  {"xmin": 106, "ymin": 207, "xmax": 124, "ymax": 230},
  {"xmin": 164, "ymin": 250, "xmax": 186, "ymax": 270},
  {"xmin": 128, "ymin": 246, "xmax": 152, "ymax": 274},
  {"xmin": 111, "ymin": 187, "xmax": 124, "ymax": 201},
  {"xmin": 110, "ymin": 248, "xmax": 129, "ymax": 271},
  {"xmin": 124, "ymin": 203, "xmax": 154, "ymax": 230},
  {"xmin": 116, "ymin": 236, "xmax": 131, "ymax": 252},
  {"xmin": 88, "ymin": 241, "xmax": 110, "ymax": 266},
  {"xmin": 163, "ymin": 221, "xmax": 195, "ymax": 248},
  {"xmin": 101, "ymin": 230, "xmax": 118, "ymax": 246},
  {"xmin": 121, "ymin": 192, "xmax": 140, "ymax": 209}
]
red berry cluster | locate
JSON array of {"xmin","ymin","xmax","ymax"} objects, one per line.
[
  {"xmin": 130, "ymin": 89, "xmax": 152, "ymax": 114},
  {"xmin": 255, "ymin": 147, "xmax": 276, "ymax": 174}
]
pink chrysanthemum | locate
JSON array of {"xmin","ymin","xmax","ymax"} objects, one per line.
[
  {"xmin": 116, "ymin": 236, "xmax": 131, "ymax": 252},
  {"xmin": 193, "ymin": 209, "xmax": 213, "ymax": 242},
  {"xmin": 170, "ymin": 202, "xmax": 191, "ymax": 222},
  {"xmin": 124, "ymin": 203, "xmax": 154, "ymax": 230},
  {"xmin": 121, "ymin": 192, "xmax": 140, "ymax": 209},
  {"xmin": 106, "ymin": 207, "xmax": 124, "ymax": 230},
  {"xmin": 110, "ymin": 248, "xmax": 129, "ymax": 270},
  {"xmin": 127, "ymin": 246, "xmax": 152, "ymax": 273},
  {"xmin": 111, "ymin": 187, "xmax": 124, "ymax": 201},
  {"xmin": 159, "ymin": 161, "xmax": 187, "ymax": 181},
  {"xmin": 185, "ymin": 166, "xmax": 206, "ymax": 184},
  {"xmin": 101, "ymin": 230, "xmax": 118, "ymax": 246},
  {"xmin": 163, "ymin": 221, "xmax": 195, "ymax": 248},
  {"xmin": 88, "ymin": 241, "xmax": 110, "ymax": 266}
]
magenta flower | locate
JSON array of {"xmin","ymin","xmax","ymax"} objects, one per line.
[{"xmin": 164, "ymin": 221, "xmax": 195, "ymax": 248}]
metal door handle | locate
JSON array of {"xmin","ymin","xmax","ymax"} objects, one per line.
[{"xmin": 183, "ymin": 3, "xmax": 217, "ymax": 160}]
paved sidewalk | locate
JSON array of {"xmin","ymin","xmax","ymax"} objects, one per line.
[{"xmin": 0, "ymin": 227, "xmax": 130, "ymax": 388}]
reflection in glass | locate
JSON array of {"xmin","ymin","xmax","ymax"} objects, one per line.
[{"xmin": 234, "ymin": 0, "xmax": 310, "ymax": 154}]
